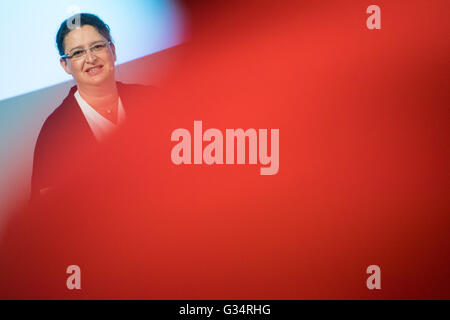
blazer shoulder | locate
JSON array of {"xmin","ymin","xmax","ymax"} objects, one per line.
[
  {"xmin": 35, "ymin": 85, "xmax": 83, "ymax": 148},
  {"xmin": 41, "ymin": 86, "xmax": 77, "ymax": 127}
]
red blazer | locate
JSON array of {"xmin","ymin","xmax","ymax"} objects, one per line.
[{"xmin": 31, "ymin": 81, "xmax": 154, "ymax": 200}]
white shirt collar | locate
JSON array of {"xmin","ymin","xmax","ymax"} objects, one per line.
[{"xmin": 74, "ymin": 90, "xmax": 126, "ymax": 142}]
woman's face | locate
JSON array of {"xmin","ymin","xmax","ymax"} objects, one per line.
[{"xmin": 60, "ymin": 25, "xmax": 116, "ymax": 87}]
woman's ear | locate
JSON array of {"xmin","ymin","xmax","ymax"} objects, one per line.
[{"xmin": 60, "ymin": 58, "xmax": 72, "ymax": 75}]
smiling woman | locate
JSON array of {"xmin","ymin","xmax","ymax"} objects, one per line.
[
  {"xmin": 30, "ymin": 13, "xmax": 156, "ymax": 200},
  {"xmin": 58, "ymin": 15, "xmax": 119, "ymax": 122},
  {"xmin": 0, "ymin": 0, "xmax": 184, "ymax": 231}
]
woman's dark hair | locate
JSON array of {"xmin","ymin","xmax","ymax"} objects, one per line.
[{"xmin": 56, "ymin": 13, "xmax": 112, "ymax": 58}]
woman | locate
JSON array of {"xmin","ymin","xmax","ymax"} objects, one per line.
[{"xmin": 31, "ymin": 13, "xmax": 152, "ymax": 199}]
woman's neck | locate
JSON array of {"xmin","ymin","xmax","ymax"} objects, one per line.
[
  {"xmin": 77, "ymin": 82, "xmax": 119, "ymax": 124},
  {"xmin": 77, "ymin": 82, "xmax": 119, "ymax": 111}
]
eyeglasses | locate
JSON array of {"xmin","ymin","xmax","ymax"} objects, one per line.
[{"xmin": 61, "ymin": 41, "xmax": 112, "ymax": 60}]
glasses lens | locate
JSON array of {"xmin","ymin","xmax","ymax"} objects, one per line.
[
  {"xmin": 67, "ymin": 42, "xmax": 109, "ymax": 59},
  {"xmin": 71, "ymin": 49, "xmax": 85, "ymax": 59},
  {"xmin": 91, "ymin": 43, "xmax": 108, "ymax": 52}
]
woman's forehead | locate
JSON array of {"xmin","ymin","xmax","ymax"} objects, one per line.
[{"xmin": 64, "ymin": 25, "xmax": 105, "ymax": 49}]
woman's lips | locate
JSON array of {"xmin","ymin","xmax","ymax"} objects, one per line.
[{"xmin": 86, "ymin": 65, "xmax": 103, "ymax": 76}]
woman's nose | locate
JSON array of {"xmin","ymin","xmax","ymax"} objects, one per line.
[{"xmin": 85, "ymin": 50, "xmax": 97, "ymax": 62}]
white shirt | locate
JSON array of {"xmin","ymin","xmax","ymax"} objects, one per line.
[{"xmin": 74, "ymin": 90, "xmax": 126, "ymax": 142}]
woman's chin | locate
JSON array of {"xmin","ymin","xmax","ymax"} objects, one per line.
[{"xmin": 83, "ymin": 75, "xmax": 111, "ymax": 86}]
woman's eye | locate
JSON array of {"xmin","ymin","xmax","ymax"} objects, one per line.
[
  {"xmin": 93, "ymin": 44, "xmax": 104, "ymax": 51},
  {"xmin": 72, "ymin": 50, "xmax": 84, "ymax": 57}
]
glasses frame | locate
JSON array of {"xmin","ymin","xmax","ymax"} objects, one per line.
[{"xmin": 61, "ymin": 40, "xmax": 112, "ymax": 60}]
